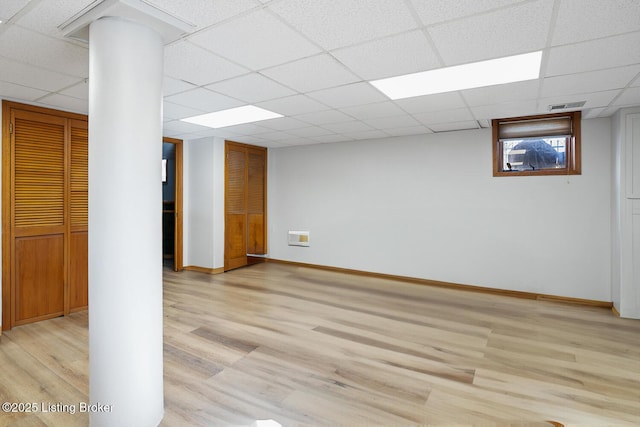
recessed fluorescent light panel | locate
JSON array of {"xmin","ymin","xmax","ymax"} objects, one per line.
[
  {"xmin": 181, "ymin": 105, "xmax": 283, "ymax": 128},
  {"xmin": 370, "ymin": 51, "xmax": 542, "ymax": 100}
]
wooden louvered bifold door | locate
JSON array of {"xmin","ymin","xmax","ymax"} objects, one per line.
[
  {"xmin": 8, "ymin": 108, "xmax": 88, "ymax": 327},
  {"xmin": 225, "ymin": 145, "xmax": 248, "ymax": 270},
  {"xmin": 224, "ymin": 141, "xmax": 267, "ymax": 271},
  {"xmin": 69, "ymin": 120, "xmax": 88, "ymax": 311},
  {"xmin": 247, "ymin": 148, "xmax": 266, "ymax": 255},
  {"xmin": 12, "ymin": 111, "xmax": 66, "ymax": 325}
]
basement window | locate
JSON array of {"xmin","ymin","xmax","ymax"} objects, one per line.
[{"xmin": 492, "ymin": 111, "xmax": 581, "ymax": 176}]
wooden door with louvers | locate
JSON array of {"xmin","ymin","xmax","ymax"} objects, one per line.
[
  {"xmin": 247, "ymin": 147, "xmax": 266, "ymax": 255},
  {"xmin": 69, "ymin": 119, "xmax": 88, "ymax": 311},
  {"xmin": 224, "ymin": 141, "xmax": 266, "ymax": 271},
  {"xmin": 5, "ymin": 104, "xmax": 88, "ymax": 328}
]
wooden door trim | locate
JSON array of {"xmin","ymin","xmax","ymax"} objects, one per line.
[
  {"xmin": 2, "ymin": 101, "xmax": 87, "ymax": 331},
  {"xmin": 163, "ymin": 137, "xmax": 183, "ymax": 271}
]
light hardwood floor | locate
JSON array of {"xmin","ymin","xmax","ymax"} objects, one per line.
[{"xmin": 0, "ymin": 263, "xmax": 639, "ymax": 426}]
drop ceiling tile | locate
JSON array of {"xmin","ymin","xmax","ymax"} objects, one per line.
[
  {"xmin": 0, "ymin": 57, "xmax": 80, "ymax": 91},
  {"xmin": 16, "ymin": 0, "xmax": 96, "ymax": 36},
  {"xmin": 322, "ymin": 120, "xmax": 373, "ymax": 133},
  {"xmin": 163, "ymin": 101, "xmax": 207, "ymax": 120},
  {"xmin": 613, "ymin": 87, "xmax": 640, "ymax": 106},
  {"xmin": 428, "ymin": 0, "xmax": 554, "ymax": 65},
  {"xmin": 279, "ymin": 137, "xmax": 318, "ymax": 146},
  {"xmin": 3, "ymin": 0, "xmax": 635, "ymax": 148},
  {"xmin": 164, "ymin": 42, "xmax": 248, "ymax": 86},
  {"xmin": 185, "ymin": 132, "xmax": 218, "ymax": 141},
  {"xmin": 0, "ymin": 0, "xmax": 31, "ymax": 21},
  {"xmin": 180, "ymin": 132, "xmax": 213, "ymax": 141},
  {"xmin": 552, "ymin": 0, "xmax": 640, "ymax": 45},
  {"xmin": 362, "ymin": 115, "xmax": 421, "ymax": 130},
  {"xmin": 262, "ymin": 140, "xmax": 294, "ymax": 148},
  {"xmin": 385, "ymin": 125, "xmax": 433, "ymax": 137},
  {"xmin": 287, "ymin": 126, "xmax": 335, "ymax": 137},
  {"xmin": 339, "ymin": 101, "xmax": 406, "ymax": 120},
  {"xmin": 307, "ymin": 82, "xmax": 387, "ymax": 109},
  {"xmin": 409, "ymin": 0, "xmax": 527, "ymax": 26},
  {"xmin": 414, "ymin": 107, "xmax": 474, "ymax": 125},
  {"xmin": 542, "ymin": 65, "xmax": 640, "ymax": 98},
  {"xmin": 146, "ymin": 0, "xmax": 259, "ymax": 29},
  {"xmin": 429, "ymin": 121, "xmax": 478, "ymax": 132},
  {"xmin": 342, "ymin": 129, "xmax": 389, "ymax": 140},
  {"xmin": 394, "ymin": 92, "xmax": 466, "ymax": 114},
  {"xmin": 163, "ymin": 119, "xmax": 211, "ymax": 133},
  {"xmin": 470, "ymin": 100, "xmax": 537, "ymax": 120},
  {"xmin": 262, "ymin": 54, "xmax": 360, "ymax": 93},
  {"xmin": 164, "ymin": 77, "xmax": 197, "ymax": 96},
  {"xmin": 0, "ymin": 26, "xmax": 88, "ymax": 77},
  {"xmin": 309, "ymin": 134, "xmax": 355, "ymax": 143},
  {"xmin": 217, "ymin": 123, "xmax": 272, "ymax": 135},
  {"xmin": 270, "ymin": 0, "xmax": 418, "ymax": 50},
  {"xmin": 545, "ymin": 32, "xmax": 640, "ymax": 76},
  {"xmin": 259, "ymin": 130, "xmax": 298, "ymax": 141},
  {"xmin": 461, "ymin": 80, "xmax": 539, "ymax": 107},
  {"xmin": 294, "ymin": 109, "xmax": 353, "ymax": 125},
  {"xmin": 258, "ymin": 117, "xmax": 308, "ymax": 131},
  {"xmin": 0, "ymin": 80, "xmax": 48, "ymax": 101},
  {"xmin": 59, "ymin": 79, "xmax": 88, "ymax": 99},
  {"xmin": 165, "ymin": 88, "xmax": 243, "ymax": 112},
  {"xmin": 538, "ymin": 90, "xmax": 621, "ymax": 112},
  {"xmin": 206, "ymin": 73, "xmax": 296, "ymax": 103},
  {"xmin": 331, "ymin": 30, "xmax": 441, "ymax": 80},
  {"xmin": 257, "ymin": 94, "xmax": 328, "ymax": 115},
  {"xmin": 189, "ymin": 9, "xmax": 321, "ymax": 70},
  {"xmin": 188, "ymin": 128, "xmax": 242, "ymax": 139},
  {"xmin": 235, "ymin": 136, "xmax": 271, "ymax": 147},
  {"xmin": 37, "ymin": 93, "xmax": 87, "ymax": 114}
]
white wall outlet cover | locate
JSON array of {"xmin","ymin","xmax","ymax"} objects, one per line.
[{"xmin": 288, "ymin": 231, "xmax": 310, "ymax": 247}]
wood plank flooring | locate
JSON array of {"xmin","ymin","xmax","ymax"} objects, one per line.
[{"xmin": 0, "ymin": 262, "xmax": 639, "ymax": 426}]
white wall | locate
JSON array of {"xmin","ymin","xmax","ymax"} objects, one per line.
[
  {"xmin": 183, "ymin": 136, "xmax": 225, "ymax": 270},
  {"xmin": 268, "ymin": 118, "xmax": 612, "ymax": 301}
]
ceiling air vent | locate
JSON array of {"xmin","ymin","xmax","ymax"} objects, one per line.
[{"xmin": 548, "ymin": 101, "xmax": 586, "ymax": 111}]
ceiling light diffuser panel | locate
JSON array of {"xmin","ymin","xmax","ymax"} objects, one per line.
[
  {"xmin": 370, "ymin": 51, "xmax": 543, "ymax": 100},
  {"xmin": 181, "ymin": 105, "xmax": 283, "ymax": 128}
]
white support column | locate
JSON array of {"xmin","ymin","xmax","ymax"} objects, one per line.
[{"xmin": 88, "ymin": 17, "xmax": 164, "ymax": 426}]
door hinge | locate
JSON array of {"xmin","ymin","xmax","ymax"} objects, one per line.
[{"xmin": 9, "ymin": 123, "xmax": 13, "ymax": 134}]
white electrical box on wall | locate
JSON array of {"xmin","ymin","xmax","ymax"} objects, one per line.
[{"xmin": 288, "ymin": 231, "xmax": 310, "ymax": 247}]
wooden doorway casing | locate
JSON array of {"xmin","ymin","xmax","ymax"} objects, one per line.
[{"xmin": 163, "ymin": 136, "xmax": 183, "ymax": 272}]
